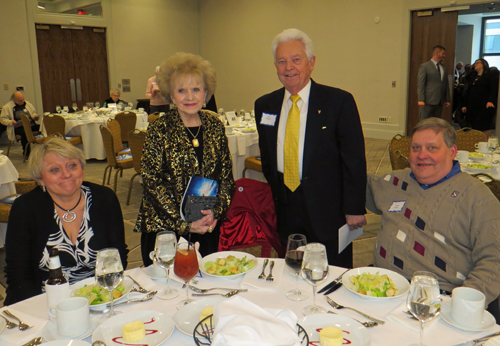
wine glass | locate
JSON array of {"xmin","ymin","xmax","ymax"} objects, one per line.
[
  {"xmin": 153, "ymin": 231, "xmax": 179, "ymax": 300},
  {"xmin": 301, "ymin": 243, "xmax": 329, "ymax": 315},
  {"xmin": 95, "ymin": 101, "xmax": 100, "ymax": 109},
  {"xmin": 488, "ymin": 136, "xmax": 499, "ymax": 161},
  {"xmin": 285, "ymin": 234, "xmax": 308, "ymax": 301},
  {"xmin": 95, "ymin": 248, "xmax": 124, "ymax": 318},
  {"xmin": 407, "ymin": 271, "xmax": 441, "ymax": 346},
  {"xmin": 173, "ymin": 242, "xmax": 199, "ymax": 309},
  {"xmin": 55, "ymin": 105, "xmax": 61, "ymax": 114},
  {"xmin": 63, "ymin": 106, "xmax": 69, "ymax": 115},
  {"xmin": 72, "ymin": 103, "xmax": 78, "ymax": 112}
]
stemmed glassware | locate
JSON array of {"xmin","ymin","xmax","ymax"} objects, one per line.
[
  {"xmin": 63, "ymin": 106, "xmax": 69, "ymax": 115},
  {"xmin": 301, "ymin": 243, "xmax": 329, "ymax": 315},
  {"xmin": 95, "ymin": 248, "xmax": 124, "ymax": 318},
  {"xmin": 285, "ymin": 234, "xmax": 308, "ymax": 301},
  {"xmin": 72, "ymin": 103, "xmax": 78, "ymax": 112},
  {"xmin": 95, "ymin": 101, "xmax": 100, "ymax": 109},
  {"xmin": 55, "ymin": 105, "xmax": 61, "ymax": 114},
  {"xmin": 173, "ymin": 242, "xmax": 199, "ymax": 309},
  {"xmin": 488, "ymin": 136, "xmax": 499, "ymax": 162},
  {"xmin": 153, "ymin": 231, "xmax": 179, "ymax": 300},
  {"xmin": 407, "ymin": 271, "xmax": 441, "ymax": 346}
]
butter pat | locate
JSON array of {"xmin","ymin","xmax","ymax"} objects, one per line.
[
  {"xmin": 122, "ymin": 320, "xmax": 146, "ymax": 342},
  {"xmin": 319, "ymin": 326, "xmax": 343, "ymax": 346},
  {"xmin": 200, "ymin": 306, "xmax": 214, "ymax": 321}
]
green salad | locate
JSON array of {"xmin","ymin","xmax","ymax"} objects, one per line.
[
  {"xmin": 204, "ymin": 255, "xmax": 256, "ymax": 276},
  {"xmin": 73, "ymin": 283, "xmax": 125, "ymax": 305},
  {"xmin": 350, "ymin": 272, "xmax": 398, "ymax": 297},
  {"xmin": 467, "ymin": 163, "xmax": 491, "ymax": 169}
]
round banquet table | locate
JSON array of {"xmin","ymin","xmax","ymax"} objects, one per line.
[
  {"xmin": 0, "ymin": 154, "xmax": 19, "ymax": 248},
  {"xmin": 226, "ymin": 126, "xmax": 266, "ymax": 182},
  {"xmin": 4, "ymin": 260, "xmax": 499, "ymax": 346}
]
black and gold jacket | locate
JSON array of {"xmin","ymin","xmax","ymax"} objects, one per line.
[{"xmin": 134, "ymin": 109, "xmax": 235, "ymax": 234}]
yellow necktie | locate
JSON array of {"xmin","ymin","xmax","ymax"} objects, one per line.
[{"xmin": 284, "ymin": 94, "xmax": 301, "ymax": 192}]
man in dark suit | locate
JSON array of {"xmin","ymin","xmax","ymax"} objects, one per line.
[
  {"xmin": 255, "ymin": 28, "xmax": 367, "ymax": 268},
  {"xmin": 417, "ymin": 45, "xmax": 451, "ymax": 120}
]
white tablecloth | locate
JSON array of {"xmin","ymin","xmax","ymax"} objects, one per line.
[
  {"xmin": 7, "ymin": 261, "xmax": 499, "ymax": 346},
  {"xmin": 226, "ymin": 127, "xmax": 266, "ymax": 182},
  {"xmin": 0, "ymin": 154, "xmax": 18, "ymax": 248}
]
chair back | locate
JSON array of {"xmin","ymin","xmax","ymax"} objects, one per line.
[
  {"xmin": 389, "ymin": 134, "xmax": 411, "ymax": 170},
  {"xmin": 43, "ymin": 114, "xmax": 66, "ymax": 137},
  {"xmin": 107, "ymin": 119, "xmax": 124, "ymax": 154},
  {"xmin": 148, "ymin": 114, "xmax": 159, "ymax": 123},
  {"xmin": 115, "ymin": 111, "xmax": 136, "ymax": 142},
  {"xmin": 20, "ymin": 113, "xmax": 36, "ymax": 143},
  {"xmin": 471, "ymin": 173, "xmax": 500, "ymax": 201},
  {"xmin": 128, "ymin": 130, "xmax": 146, "ymax": 174},
  {"xmin": 456, "ymin": 127, "xmax": 487, "ymax": 152},
  {"xmin": 99, "ymin": 125, "xmax": 118, "ymax": 167}
]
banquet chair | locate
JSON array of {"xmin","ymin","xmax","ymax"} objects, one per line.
[
  {"xmin": 115, "ymin": 111, "xmax": 136, "ymax": 146},
  {"xmin": 242, "ymin": 156, "xmax": 263, "ymax": 178},
  {"xmin": 43, "ymin": 115, "xmax": 82, "ymax": 146},
  {"xmin": 107, "ymin": 119, "xmax": 131, "ymax": 156},
  {"xmin": 20, "ymin": 113, "xmax": 45, "ymax": 162},
  {"xmin": 99, "ymin": 125, "xmax": 134, "ymax": 192},
  {"xmin": 0, "ymin": 179, "xmax": 38, "ymax": 223},
  {"xmin": 456, "ymin": 127, "xmax": 487, "ymax": 152},
  {"xmin": 219, "ymin": 178, "xmax": 284, "ymax": 258},
  {"xmin": 148, "ymin": 114, "xmax": 159, "ymax": 123},
  {"xmin": 6, "ymin": 134, "xmax": 22, "ymax": 157},
  {"xmin": 127, "ymin": 129, "xmax": 146, "ymax": 205},
  {"xmin": 389, "ymin": 134, "xmax": 411, "ymax": 170}
]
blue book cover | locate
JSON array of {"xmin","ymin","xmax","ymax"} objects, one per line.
[{"xmin": 180, "ymin": 176, "xmax": 219, "ymax": 221}]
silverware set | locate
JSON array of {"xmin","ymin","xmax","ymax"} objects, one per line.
[
  {"xmin": 324, "ymin": 296, "xmax": 385, "ymax": 325},
  {"xmin": 189, "ymin": 285, "xmax": 247, "ymax": 294},
  {"xmin": 22, "ymin": 337, "xmax": 43, "ymax": 346},
  {"xmin": 327, "ymin": 310, "xmax": 378, "ymax": 328},
  {"xmin": 192, "ymin": 290, "xmax": 241, "ymax": 298},
  {"xmin": 257, "ymin": 259, "xmax": 275, "ymax": 281},
  {"xmin": 2, "ymin": 310, "xmax": 33, "ymax": 330},
  {"xmin": 127, "ymin": 275, "xmax": 150, "ymax": 294}
]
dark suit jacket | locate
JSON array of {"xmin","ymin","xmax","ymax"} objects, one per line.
[{"xmin": 255, "ymin": 79, "xmax": 367, "ymax": 243}]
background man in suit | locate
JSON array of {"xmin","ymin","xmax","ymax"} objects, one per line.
[
  {"xmin": 255, "ymin": 28, "xmax": 367, "ymax": 267},
  {"xmin": 417, "ymin": 45, "xmax": 451, "ymax": 120}
]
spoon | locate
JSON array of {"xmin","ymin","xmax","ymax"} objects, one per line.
[
  {"xmin": 92, "ymin": 341, "xmax": 106, "ymax": 346},
  {"xmin": 191, "ymin": 290, "xmax": 241, "ymax": 298}
]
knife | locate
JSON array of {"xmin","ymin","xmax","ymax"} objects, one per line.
[
  {"xmin": 324, "ymin": 281, "xmax": 343, "ymax": 295},
  {"xmin": 454, "ymin": 331, "xmax": 500, "ymax": 346},
  {"xmin": 318, "ymin": 269, "xmax": 349, "ymax": 294}
]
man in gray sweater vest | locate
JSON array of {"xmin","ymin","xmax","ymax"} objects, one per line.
[{"xmin": 366, "ymin": 118, "xmax": 500, "ymax": 319}]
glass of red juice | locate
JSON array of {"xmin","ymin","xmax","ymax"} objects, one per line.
[{"xmin": 173, "ymin": 242, "xmax": 199, "ymax": 309}]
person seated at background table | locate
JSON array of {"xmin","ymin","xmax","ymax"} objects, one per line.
[
  {"xmin": 0, "ymin": 91, "xmax": 40, "ymax": 156},
  {"xmin": 103, "ymin": 88, "xmax": 126, "ymax": 107},
  {"xmin": 365, "ymin": 117, "xmax": 500, "ymax": 318},
  {"xmin": 4, "ymin": 137, "xmax": 128, "ymax": 305},
  {"xmin": 134, "ymin": 52, "xmax": 235, "ymax": 266}
]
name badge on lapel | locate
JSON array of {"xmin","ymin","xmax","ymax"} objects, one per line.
[
  {"xmin": 260, "ymin": 113, "xmax": 277, "ymax": 126},
  {"xmin": 388, "ymin": 200, "xmax": 406, "ymax": 212}
]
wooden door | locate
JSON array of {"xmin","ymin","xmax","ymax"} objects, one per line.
[
  {"xmin": 35, "ymin": 25, "xmax": 110, "ymax": 113},
  {"xmin": 407, "ymin": 9, "xmax": 458, "ymax": 134}
]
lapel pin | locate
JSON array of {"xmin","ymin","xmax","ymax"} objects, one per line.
[{"xmin": 318, "ymin": 110, "xmax": 322, "ymax": 114}]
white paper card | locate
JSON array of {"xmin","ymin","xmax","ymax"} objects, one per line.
[
  {"xmin": 388, "ymin": 200, "xmax": 406, "ymax": 212},
  {"xmin": 260, "ymin": 113, "xmax": 277, "ymax": 126},
  {"xmin": 225, "ymin": 111, "xmax": 239, "ymax": 126},
  {"xmin": 338, "ymin": 223, "xmax": 363, "ymax": 254}
]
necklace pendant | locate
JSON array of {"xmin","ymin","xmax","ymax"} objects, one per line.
[
  {"xmin": 62, "ymin": 211, "xmax": 76, "ymax": 223},
  {"xmin": 192, "ymin": 138, "xmax": 200, "ymax": 147}
]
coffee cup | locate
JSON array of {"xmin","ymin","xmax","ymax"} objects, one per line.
[
  {"xmin": 48, "ymin": 297, "xmax": 90, "ymax": 337},
  {"xmin": 138, "ymin": 107, "xmax": 144, "ymax": 113},
  {"xmin": 456, "ymin": 150, "xmax": 469, "ymax": 163},
  {"xmin": 476, "ymin": 142, "xmax": 488, "ymax": 152},
  {"xmin": 149, "ymin": 251, "xmax": 166, "ymax": 277},
  {"xmin": 225, "ymin": 126, "xmax": 234, "ymax": 135},
  {"xmin": 451, "ymin": 287, "xmax": 485, "ymax": 327}
]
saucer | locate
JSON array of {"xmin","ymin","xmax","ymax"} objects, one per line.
[
  {"xmin": 476, "ymin": 149, "xmax": 492, "ymax": 155},
  {"xmin": 43, "ymin": 314, "xmax": 100, "ymax": 341},
  {"xmin": 440, "ymin": 302, "xmax": 496, "ymax": 331}
]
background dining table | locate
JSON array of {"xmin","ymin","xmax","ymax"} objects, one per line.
[{"xmin": 4, "ymin": 259, "xmax": 499, "ymax": 346}]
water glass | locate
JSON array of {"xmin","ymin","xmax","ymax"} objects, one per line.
[
  {"xmin": 301, "ymin": 243, "xmax": 329, "ymax": 315},
  {"xmin": 95, "ymin": 248, "xmax": 124, "ymax": 318},
  {"xmin": 153, "ymin": 231, "xmax": 179, "ymax": 300}
]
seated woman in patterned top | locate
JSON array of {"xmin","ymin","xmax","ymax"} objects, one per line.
[
  {"xmin": 134, "ymin": 52, "xmax": 235, "ymax": 266},
  {"xmin": 4, "ymin": 137, "xmax": 128, "ymax": 305}
]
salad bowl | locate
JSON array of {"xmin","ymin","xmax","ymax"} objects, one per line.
[
  {"xmin": 199, "ymin": 251, "xmax": 257, "ymax": 278},
  {"xmin": 70, "ymin": 276, "xmax": 133, "ymax": 310},
  {"xmin": 342, "ymin": 267, "xmax": 410, "ymax": 300}
]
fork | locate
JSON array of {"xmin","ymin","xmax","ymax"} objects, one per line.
[
  {"xmin": 22, "ymin": 337, "xmax": 43, "ymax": 346},
  {"xmin": 192, "ymin": 290, "xmax": 241, "ymax": 298},
  {"xmin": 258, "ymin": 259, "xmax": 269, "ymax": 279},
  {"xmin": 3, "ymin": 310, "xmax": 32, "ymax": 330},
  {"xmin": 0, "ymin": 315, "xmax": 17, "ymax": 329},
  {"xmin": 266, "ymin": 260, "xmax": 275, "ymax": 281},
  {"xmin": 324, "ymin": 297, "xmax": 385, "ymax": 325},
  {"xmin": 189, "ymin": 285, "xmax": 248, "ymax": 294},
  {"xmin": 126, "ymin": 275, "xmax": 149, "ymax": 293},
  {"xmin": 327, "ymin": 311, "xmax": 378, "ymax": 328}
]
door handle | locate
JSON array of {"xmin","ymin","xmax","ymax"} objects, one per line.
[
  {"xmin": 76, "ymin": 78, "xmax": 82, "ymax": 102},
  {"xmin": 70, "ymin": 79, "xmax": 76, "ymax": 102}
]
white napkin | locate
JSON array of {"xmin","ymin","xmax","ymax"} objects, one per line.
[
  {"xmin": 212, "ymin": 296, "xmax": 301, "ymax": 346},
  {"xmin": 387, "ymin": 301, "xmax": 438, "ymax": 332},
  {"xmin": 126, "ymin": 267, "xmax": 160, "ymax": 292},
  {"xmin": 0, "ymin": 307, "xmax": 48, "ymax": 345},
  {"xmin": 241, "ymin": 259, "xmax": 284, "ymax": 292}
]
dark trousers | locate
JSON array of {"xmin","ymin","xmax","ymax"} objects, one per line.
[
  {"xmin": 275, "ymin": 174, "xmax": 353, "ymax": 268},
  {"xmin": 419, "ymin": 104, "xmax": 443, "ymax": 120},
  {"xmin": 15, "ymin": 124, "xmax": 40, "ymax": 156}
]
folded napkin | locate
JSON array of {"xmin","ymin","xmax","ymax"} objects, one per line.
[
  {"xmin": 126, "ymin": 267, "xmax": 160, "ymax": 292},
  {"xmin": 212, "ymin": 296, "xmax": 301, "ymax": 346},
  {"xmin": 240, "ymin": 260, "xmax": 284, "ymax": 292},
  {"xmin": 387, "ymin": 301, "xmax": 439, "ymax": 332},
  {"xmin": 0, "ymin": 308, "xmax": 48, "ymax": 345}
]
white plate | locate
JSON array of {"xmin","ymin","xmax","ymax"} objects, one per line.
[
  {"xmin": 0, "ymin": 317, "xmax": 5, "ymax": 333},
  {"xmin": 342, "ymin": 266, "xmax": 410, "ymax": 300},
  {"xmin": 41, "ymin": 341, "xmax": 90, "ymax": 346},
  {"xmin": 71, "ymin": 277, "xmax": 133, "ymax": 310},
  {"xmin": 299, "ymin": 314, "xmax": 370, "ymax": 346},
  {"xmin": 440, "ymin": 302, "xmax": 496, "ymax": 331},
  {"xmin": 143, "ymin": 265, "xmax": 168, "ymax": 280},
  {"xmin": 91, "ymin": 310, "xmax": 174, "ymax": 346},
  {"xmin": 43, "ymin": 314, "xmax": 100, "ymax": 341},
  {"xmin": 485, "ymin": 336, "xmax": 500, "ymax": 345},
  {"xmin": 469, "ymin": 153, "xmax": 487, "ymax": 161},
  {"xmin": 476, "ymin": 149, "xmax": 492, "ymax": 155},
  {"xmin": 174, "ymin": 296, "xmax": 226, "ymax": 335},
  {"xmin": 199, "ymin": 251, "xmax": 257, "ymax": 278},
  {"xmin": 466, "ymin": 165, "xmax": 492, "ymax": 173}
]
